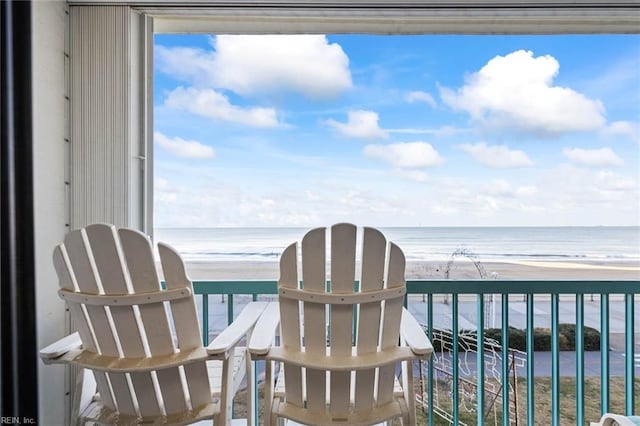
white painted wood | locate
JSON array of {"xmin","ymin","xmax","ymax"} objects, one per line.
[
  {"xmin": 377, "ymin": 242, "xmax": 405, "ymax": 406},
  {"xmin": 301, "ymin": 227, "xmax": 326, "ymax": 412},
  {"xmin": 248, "ymin": 302, "xmax": 280, "ymax": 356},
  {"xmin": 158, "ymin": 242, "xmax": 203, "ymax": 349},
  {"xmin": 157, "ymin": 242, "xmax": 211, "ymax": 412},
  {"xmin": 400, "ymin": 308, "xmax": 434, "ymax": 356},
  {"xmin": 69, "ymin": 6, "xmax": 146, "ymax": 229},
  {"xmin": 253, "ymin": 225, "xmax": 430, "ymax": 425},
  {"xmin": 258, "ymin": 346, "xmax": 416, "ymax": 371},
  {"xmin": 39, "ymin": 332, "xmax": 82, "ymax": 359},
  {"xmin": 85, "ymin": 224, "xmax": 162, "ymax": 416},
  {"xmin": 591, "ymin": 413, "xmax": 640, "ymax": 426},
  {"xmin": 279, "ymin": 286, "xmax": 404, "ymax": 305},
  {"xmin": 329, "ymin": 223, "xmax": 356, "ymax": 416},
  {"xmin": 44, "ymin": 225, "xmax": 265, "ymax": 425},
  {"xmin": 278, "ymin": 242, "xmax": 304, "ymax": 408},
  {"xmin": 63, "ymin": 228, "xmax": 128, "ymax": 412},
  {"xmin": 207, "ymin": 301, "xmax": 268, "ymax": 356},
  {"xmin": 58, "ymin": 286, "xmax": 192, "ymax": 306},
  {"xmin": 355, "ymin": 227, "xmax": 386, "ymax": 411}
]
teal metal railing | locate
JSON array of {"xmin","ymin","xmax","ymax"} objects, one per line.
[{"xmin": 193, "ymin": 279, "xmax": 639, "ymax": 425}]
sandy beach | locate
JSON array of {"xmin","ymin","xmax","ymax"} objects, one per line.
[{"xmin": 181, "ymin": 259, "xmax": 640, "ymax": 281}]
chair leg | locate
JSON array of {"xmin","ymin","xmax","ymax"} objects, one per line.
[
  {"xmin": 402, "ymin": 361, "xmax": 416, "ymax": 426},
  {"xmin": 71, "ymin": 367, "xmax": 85, "ymax": 425},
  {"xmin": 219, "ymin": 357, "xmax": 234, "ymax": 426},
  {"xmin": 72, "ymin": 367, "xmax": 97, "ymax": 425},
  {"xmin": 264, "ymin": 360, "xmax": 275, "ymax": 426},
  {"xmin": 246, "ymin": 349, "xmax": 255, "ymax": 426}
]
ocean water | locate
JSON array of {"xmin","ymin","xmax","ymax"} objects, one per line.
[{"xmin": 154, "ymin": 226, "xmax": 640, "ymax": 264}]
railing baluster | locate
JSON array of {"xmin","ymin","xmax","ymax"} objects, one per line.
[
  {"xmin": 202, "ymin": 294, "xmax": 210, "ymax": 345},
  {"xmin": 526, "ymin": 293, "xmax": 535, "ymax": 426},
  {"xmin": 501, "ymin": 293, "xmax": 509, "ymax": 426},
  {"xmin": 452, "ymin": 293, "xmax": 459, "ymax": 425},
  {"xmin": 600, "ymin": 293, "xmax": 610, "ymax": 415},
  {"xmin": 576, "ymin": 294, "xmax": 584, "ymax": 425},
  {"xmin": 625, "ymin": 293, "xmax": 635, "ymax": 415},
  {"xmin": 551, "ymin": 293, "xmax": 560, "ymax": 426},
  {"xmin": 227, "ymin": 293, "xmax": 234, "ymax": 325},
  {"xmin": 477, "ymin": 293, "xmax": 485, "ymax": 426},
  {"xmin": 427, "ymin": 293, "xmax": 434, "ymax": 426}
]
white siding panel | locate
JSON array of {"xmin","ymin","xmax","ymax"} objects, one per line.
[{"xmin": 70, "ymin": 6, "xmax": 143, "ymax": 229}]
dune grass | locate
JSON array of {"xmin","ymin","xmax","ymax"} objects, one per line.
[{"xmin": 235, "ymin": 377, "xmax": 640, "ymax": 425}]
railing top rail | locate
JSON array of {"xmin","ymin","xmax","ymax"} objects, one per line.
[{"xmin": 190, "ymin": 279, "xmax": 640, "ymax": 295}]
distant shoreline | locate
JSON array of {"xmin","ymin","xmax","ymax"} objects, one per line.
[{"xmin": 177, "ymin": 259, "xmax": 640, "ymax": 281}]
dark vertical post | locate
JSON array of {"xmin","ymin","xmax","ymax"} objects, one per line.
[{"xmin": 1, "ymin": 0, "xmax": 39, "ymax": 421}]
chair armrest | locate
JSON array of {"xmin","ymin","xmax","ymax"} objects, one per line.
[
  {"xmin": 206, "ymin": 301, "xmax": 269, "ymax": 357},
  {"xmin": 400, "ymin": 308, "xmax": 433, "ymax": 357},
  {"xmin": 592, "ymin": 413, "xmax": 640, "ymax": 426},
  {"xmin": 40, "ymin": 332, "xmax": 82, "ymax": 362},
  {"xmin": 248, "ymin": 302, "xmax": 280, "ymax": 357}
]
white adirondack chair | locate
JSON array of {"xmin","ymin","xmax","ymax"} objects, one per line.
[
  {"xmin": 249, "ymin": 223, "xmax": 433, "ymax": 426},
  {"xmin": 40, "ymin": 224, "xmax": 266, "ymax": 425},
  {"xmin": 591, "ymin": 414, "xmax": 640, "ymax": 426}
]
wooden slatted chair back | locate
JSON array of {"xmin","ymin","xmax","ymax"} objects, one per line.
[
  {"xmin": 52, "ymin": 223, "xmax": 211, "ymax": 419},
  {"xmin": 278, "ymin": 223, "xmax": 406, "ymax": 418}
]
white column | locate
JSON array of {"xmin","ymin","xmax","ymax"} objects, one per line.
[{"xmin": 32, "ymin": 1, "xmax": 69, "ymax": 424}]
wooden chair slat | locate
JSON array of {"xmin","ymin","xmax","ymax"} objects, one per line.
[
  {"xmin": 185, "ymin": 362, "xmax": 212, "ymax": 410},
  {"xmin": 279, "ymin": 242, "xmax": 303, "ymax": 407},
  {"xmin": 157, "ymin": 243, "xmax": 211, "ymax": 414},
  {"xmin": 53, "ymin": 246, "xmax": 97, "ymax": 351},
  {"xmin": 63, "ymin": 229, "xmax": 100, "ymax": 293},
  {"xmin": 301, "ymin": 228, "xmax": 327, "ymax": 411},
  {"xmin": 329, "ymin": 223, "xmax": 356, "ymax": 294},
  {"xmin": 130, "ymin": 373, "xmax": 162, "ymax": 416},
  {"xmin": 377, "ymin": 242, "xmax": 406, "ymax": 405},
  {"xmin": 118, "ymin": 229, "xmax": 175, "ymax": 355},
  {"xmin": 108, "ymin": 373, "xmax": 137, "ymax": 416},
  {"xmin": 84, "ymin": 224, "xmax": 129, "ymax": 293},
  {"xmin": 329, "ymin": 224, "xmax": 356, "ymax": 414},
  {"xmin": 158, "ymin": 243, "xmax": 202, "ymax": 350},
  {"xmin": 156, "ymin": 368, "xmax": 188, "ymax": 414},
  {"xmin": 355, "ymin": 227, "xmax": 387, "ymax": 410}
]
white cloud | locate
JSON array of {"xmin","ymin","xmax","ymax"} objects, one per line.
[
  {"xmin": 484, "ymin": 179, "xmax": 538, "ymax": 198},
  {"xmin": 460, "ymin": 142, "xmax": 533, "ymax": 168},
  {"xmin": 364, "ymin": 142, "xmax": 444, "ymax": 168},
  {"xmin": 387, "ymin": 125, "xmax": 467, "ymax": 136},
  {"xmin": 604, "ymin": 120, "xmax": 640, "ymax": 143},
  {"xmin": 156, "ymin": 35, "xmax": 352, "ymax": 99},
  {"xmin": 537, "ymin": 164, "xmax": 639, "ymax": 220},
  {"xmin": 165, "ymin": 87, "xmax": 279, "ymax": 128},
  {"xmin": 405, "ymin": 91, "xmax": 437, "ymax": 108},
  {"xmin": 562, "ymin": 147, "xmax": 624, "ymax": 167},
  {"xmin": 391, "ymin": 169, "xmax": 429, "ymax": 182},
  {"xmin": 324, "ymin": 110, "xmax": 388, "ymax": 139},
  {"xmin": 516, "ymin": 186, "xmax": 538, "ymax": 197},
  {"xmin": 154, "ymin": 132, "xmax": 215, "ymax": 159},
  {"xmin": 440, "ymin": 50, "xmax": 606, "ymax": 135}
]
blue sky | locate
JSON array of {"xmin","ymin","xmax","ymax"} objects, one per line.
[{"xmin": 153, "ymin": 34, "xmax": 639, "ymax": 228}]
